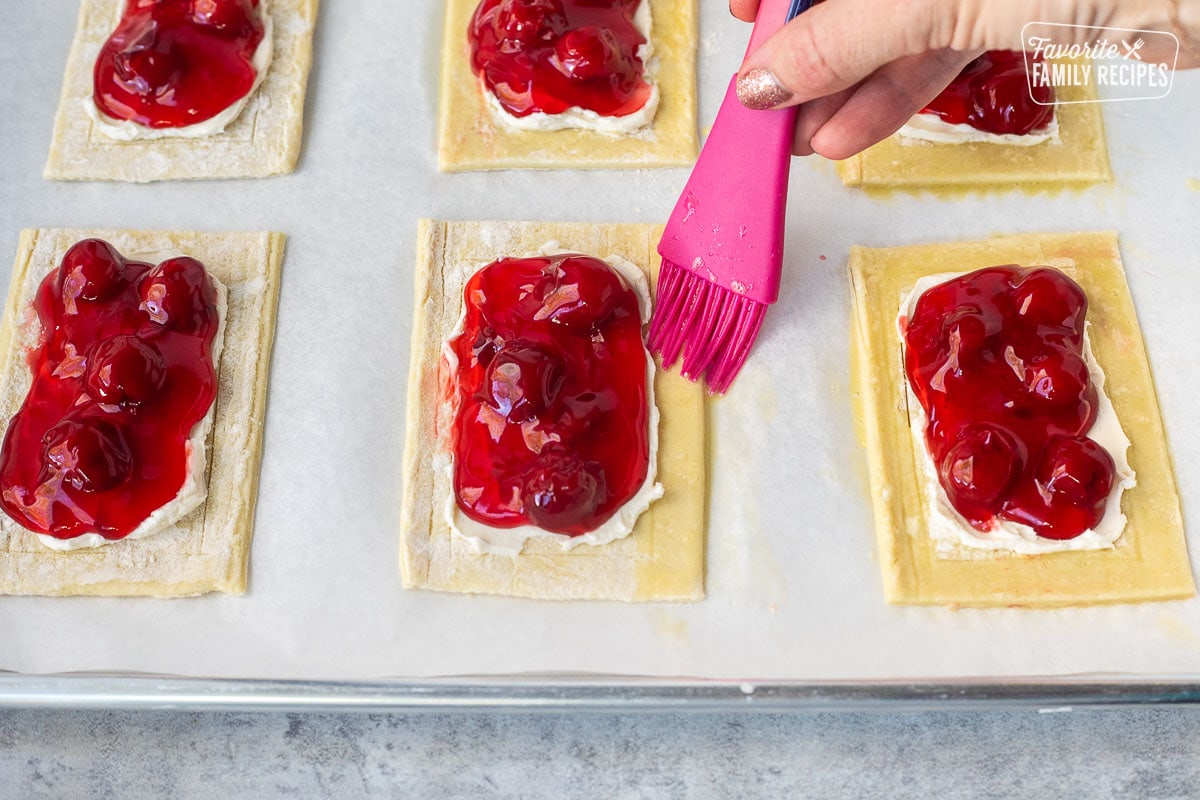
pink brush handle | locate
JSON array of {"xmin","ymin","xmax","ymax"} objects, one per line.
[
  {"xmin": 657, "ymin": 0, "xmax": 800, "ymax": 306},
  {"xmin": 745, "ymin": 0, "xmax": 797, "ymax": 58},
  {"xmin": 657, "ymin": 77, "xmax": 796, "ymax": 306}
]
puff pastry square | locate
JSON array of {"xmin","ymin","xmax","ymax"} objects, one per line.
[
  {"xmin": 436, "ymin": 0, "xmax": 699, "ymax": 171},
  {"xmin": 849, "ymin": 231, "xmax": 1193, "ymax": 607},
  {"xmin": 44, "ymin": 0, "xmax": 319, "ymax": 182},
  {"xmin": 0, "ymin": 228, "xmax": 284, "ymax": 596},
  {"xmin": 836, "ymin": 75, "xmax": 1112, "ymax": 191},
  {"xmin": 401, "ymin": 219, "xmax": 706, "ymax": 601}
]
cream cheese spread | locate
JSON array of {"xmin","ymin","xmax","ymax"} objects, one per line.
[{"xmin": 897, "ymin": 110, "xmax": 1059, "ymax": 147}]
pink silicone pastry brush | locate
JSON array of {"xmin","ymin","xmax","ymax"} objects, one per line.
[{"xmin": 648, "ymin": 0, "xmax": 810, "ymax": 393}]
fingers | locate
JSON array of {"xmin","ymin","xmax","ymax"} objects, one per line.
[
  {"xmin": 733, "ymin": 0, "xmax": 1199, "ymax": 114},
  {"xmin": 790, "ymin": 87, "xmax": 856, "ymax": 156},
  {"xmin": 807, "ymin": 48, "xmax": 981, "ymax": 159},
  {"xmin": 737, "ymin": 0, "xmax": 947, "ymax": 110},
  {"xmin": 729, "ymin": 0, "xmax": 759, "ymax": 23}
]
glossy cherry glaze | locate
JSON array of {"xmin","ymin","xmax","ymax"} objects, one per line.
[
  {"xmin": 0, "ymin": 239, "xmax": 220, "ymax": 541},
  {"xmin": 448, "ymin": 254, "xmax": 651, "ymax": 536},
  {"xmin": 468, "ymin": 0, "xmax": 652, "ymax": 118},
  {"xmin": 919, "ymin": 50, "xmax": 1055, "ymax": 135},
  {"xmin": 902, "ymin": 266, "xmax": 1115, "ymax": 540},
  {"xmin": 93, "ymin": 0, "xmax": 266, "ymax": 128}
]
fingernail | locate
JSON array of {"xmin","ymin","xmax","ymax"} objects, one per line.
[{"xmin": 736, "ymin": 67, "xmax": 792, "ymax": 110}]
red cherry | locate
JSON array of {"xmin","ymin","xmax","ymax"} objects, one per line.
[
  {"xmin": 921, "ymin": 51, "xmax": 1055, "ymax": 135},
  {"xmin": 481, "ymin": 342, "xmax": 565, "ymax": 422},
  {"xmin": 139, "ymin": 257, "xmax": 218, "ymax": 335},
  {"xmin": 933, "ymin": 91, "xmax": 972, "ymax": 123},
  {"xmin": 1020, "ymin": 348, "xmax": 1089, "ymax": 407},
  {"xmin": 188, "ymin": 0, "xmax": 258, "ymax": 35},
  {"xmin": 86, "ymin": 335, "xmax": 167, "ymax": 405},
  {"xmin": 939, "ymin": 425, "xmax": 1021, "ymax": 510},
  {"xmin": 975, "ymin": 67, "xmax": 1051, "ymax": 134},
  {"xmin": 911, "ymin": 279, "xmax": 959, "ymax": 319},
  {"xmin": 554, "ymin": 27, "xmax": 622, "ymax": 80},
  {"xmin": 941, "ymin": 308, "xmax": 989, "ymax": 362},
  {"xmin": 42, "ymin": 414, "xmax": 133, "ymax": 493},
  {"xmin": 57, "ymin": 239, "xmax": 129, "ymax": 307},
  {"xmin": 497, "ymin": 0, "xmax": 565, "ymax": 46},
  {"xmin": 535, "ymin": 257, "xmax": 636, "ymax": 331},
  {"xmin": 1012, "ymin": 268, "xmax": 1087, "ymax": 337},
  {"xmin": 523, "ymin": 450, "xmax": 605, "ymax": 532},
  {"xmin": 906, "ymin": 284, "xmax": 964, "ymax": 359},
  {"xmin": 112, "ymin": 26, "xmax": 181, "ymax": 94},
  {"xmin": 470, "ymin": 326, "xmax": 501, "ymax": 368},
  {"xmin": 1030, "ymin": 436, "xmax": 1115, "ymax": 538}
]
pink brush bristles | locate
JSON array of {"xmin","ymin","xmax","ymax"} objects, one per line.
[
  {"xmin": 648, "ymin": 0, "xmax": 808, "ymax": 393},
  {"xmin": 648, "ymin": 266, "xmax": 765, "ymax": 394}
]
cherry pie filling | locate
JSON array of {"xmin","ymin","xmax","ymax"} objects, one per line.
[
  {"xmin": 93, "ymin": 0, "xmax": 267, "ymax": 129},
  {"xmin": 0, "ymin": 239, "xmax": 221, "ymax": 541},
  {"xmin": 448, "ymin": 254, "xmax": 652, "ymax": 536},
  {"xmin": 918, "ymin": 51, "xmax": 1055, "ymax": 136},
  {"xmin": 468, "ymin": 0, "xmax": 653, "ymax": 119},
  {"xmin": 902, "ymin": 266, "xmax": 1117, "ymax": 540}
]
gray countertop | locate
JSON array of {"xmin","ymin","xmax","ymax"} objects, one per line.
[{"xmin": 2, "ymin": 708, "xmax": 1199, "ymax": 797}]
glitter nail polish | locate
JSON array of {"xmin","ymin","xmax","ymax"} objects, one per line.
[{"xmin": 736, "ymin": 67, "xmax": 792, "ymax": 110}]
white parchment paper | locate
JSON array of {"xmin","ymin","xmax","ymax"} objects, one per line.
[{"xmin": 0, "ymin": 1, "xmax": 1198, "ymax": 681}]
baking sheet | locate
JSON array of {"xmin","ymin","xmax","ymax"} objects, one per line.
[{"xmin": 0, "ymin": 0, "xmax": 1198, "ymax": 683}]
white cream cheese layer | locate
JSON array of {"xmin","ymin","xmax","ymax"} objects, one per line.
[
  {"xmin": 442, "ymin": 242, "xmax": 663, "ymax": 558},
  {"xmin": 37, "ymin": 266, "xmax": 228, "ymax": 551},
  {"xmin": 481, "ymin": 0, "xmax": 660, "ymax": 135},
  {"xmin": 897, "ymin": 110, "xmax": 1058, "ymax": 146},
  {"xmin": 898, "ymin": 272, "xmax": 1136, "ymax": 556},
  {"xmin": 85, "ymin": 3, "xmax": 274, "ymax": 141}
]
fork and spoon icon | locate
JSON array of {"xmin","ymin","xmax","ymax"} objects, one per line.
[{"xmin": 1121, "ymin": 38, "xmax": 1146, "ymax": 60}]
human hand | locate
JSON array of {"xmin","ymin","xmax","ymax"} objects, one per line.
[{"xmin": 730, "ymin": 0, "xmax": 1200, "ymax": 159}]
